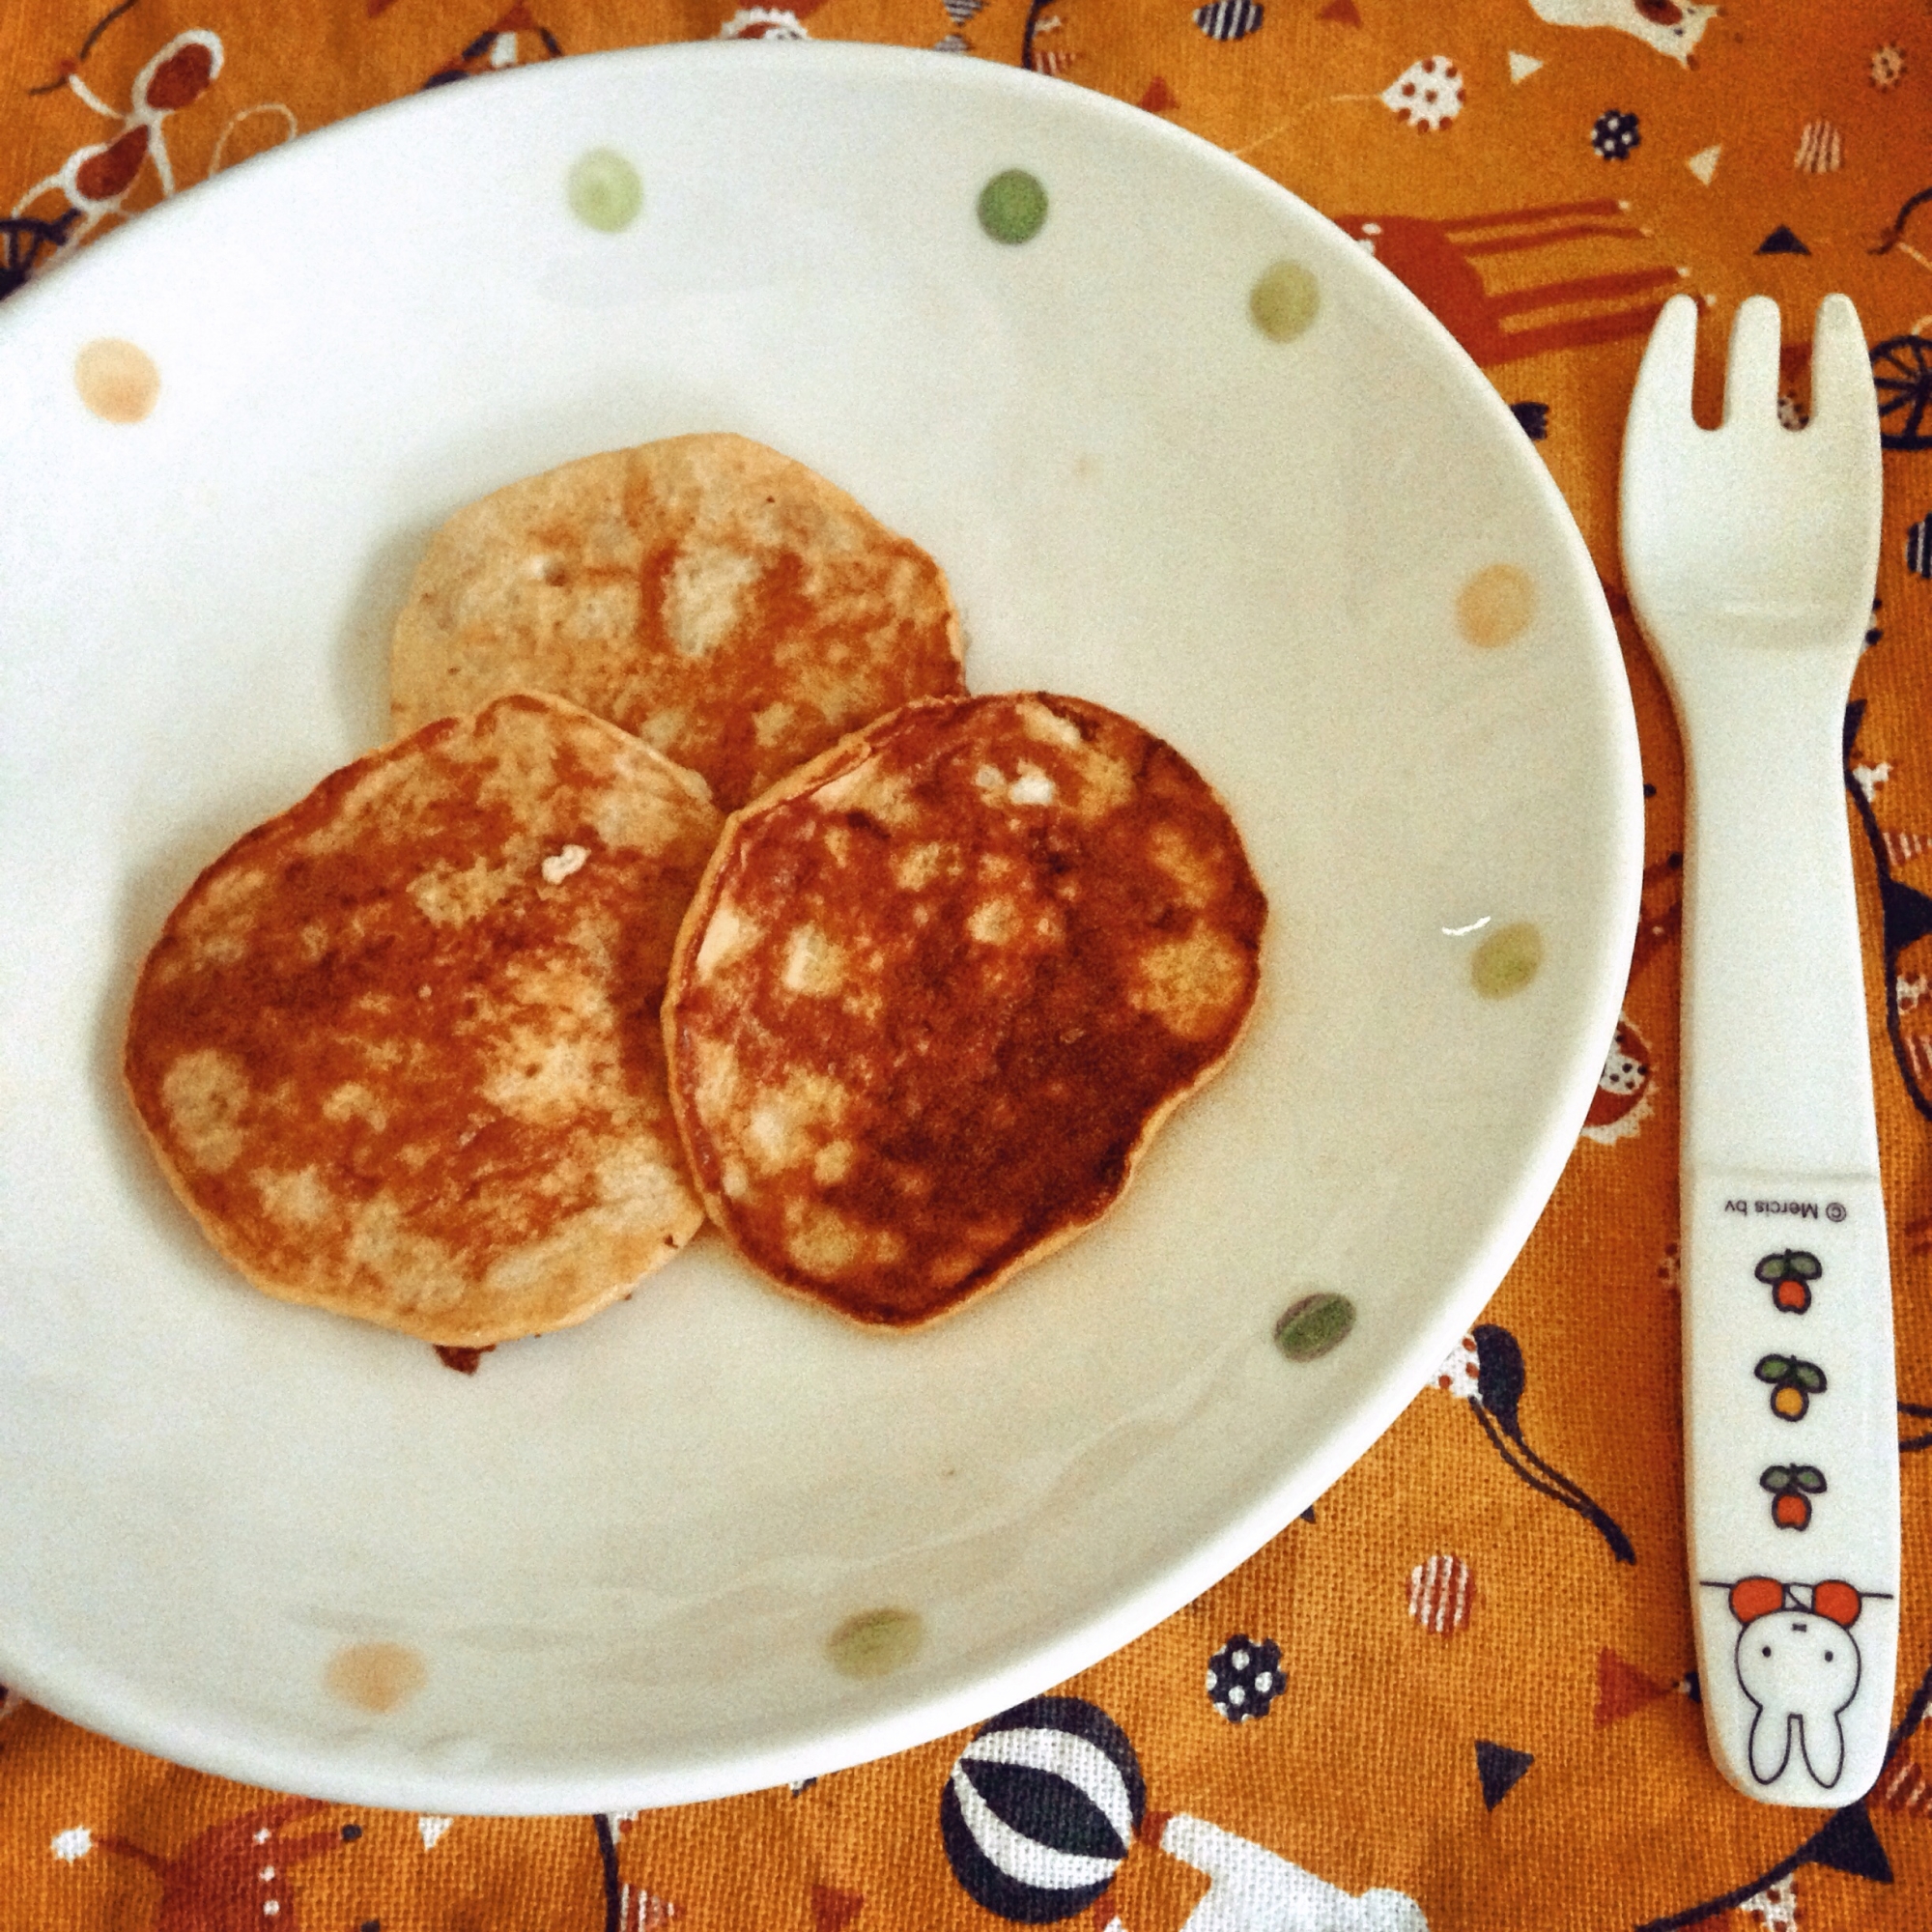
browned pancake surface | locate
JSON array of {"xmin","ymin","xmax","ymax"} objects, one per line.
[
  {"xmin": 389, "ymin": 434, "xmax": 966, "ymax": 810},
  {"xmin": 664, "ymin": 693, "xmax": 1266, "ymax": 1326},
  {"xmin": 125, "ymin": 693, "xmax": 722, "ymax": 1346}
]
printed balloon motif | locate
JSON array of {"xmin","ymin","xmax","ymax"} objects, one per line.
[
  {"xmin": 940, "ymin": 1695, "xmax": 1145, "ymax": 1922},
  {"xmin": 1380, "ymin": 55, "xmax": 1463, "ymax": 131}
]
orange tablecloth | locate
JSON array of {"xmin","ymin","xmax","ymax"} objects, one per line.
[{"xmin": 5, "ymin": 3, "xmax": 1932, "ymax": 1927}]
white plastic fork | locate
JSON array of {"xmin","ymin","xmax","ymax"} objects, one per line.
[{"xmin": 1620, "ymin": 293, "xmax": 1895, "ymax": 1806}]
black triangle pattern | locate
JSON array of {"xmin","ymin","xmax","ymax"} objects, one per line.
[
  {"xmin": 1798, "ymin": 1803, "xmax": 1892, "ymax": 1883},
  {"xmin": 1475, "ymin": 1740, "xmax": 1534, "ymax": 1810}
]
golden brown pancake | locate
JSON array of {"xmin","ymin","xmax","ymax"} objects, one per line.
[
  {"xmin": 125, "ymin": 693, "xmax": 722, "ymax": 1346},
  {"xmin": 388, "ymin": 434, "xmax": 966, "ymax": 811},
  {"xmin": 664, "ymin": 693, "xmax": 1266, "ymax": 1326}
]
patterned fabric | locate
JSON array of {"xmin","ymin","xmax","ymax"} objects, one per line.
[{"xmin": 5, "ymin": 1, "xmax": 1932, "ymax": 1925}]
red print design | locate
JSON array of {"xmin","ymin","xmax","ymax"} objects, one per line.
[
  {"xmin": 72, "ymin": 125, "xmax": 150, "ymax": 201},
  {"xmin": 1332, "ymin": 201, "xmax": 1686, "ymax": 368},
  {"xmin": 144, "ymin": 41, "xmax": 216, "ymax": 111},
  {"xmin": 94, "ymin": 1797, "xmax": 359, "ymax": 1932}
]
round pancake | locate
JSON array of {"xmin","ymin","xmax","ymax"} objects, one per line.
[
  {"xmin": 388, "ymin": 434, "xmax": 966, "ymax": 811},
  {"xmin": 125, "ymin": 693, "xmax": 722, "ymax": 1346},
  {"xmin": 664, "ymin": 693, "xmax": 1266, "ymax": 1327}
]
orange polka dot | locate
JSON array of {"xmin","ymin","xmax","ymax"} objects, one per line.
[
  {"xmin": 324, "ymin": 1641, "xmax": 427, "ymax": 1713},
  {"xmin": 1457, "ymin": 564, "xmax": 1536, "ymax": 647},
  {"xmin": 74, "ymin": 338, "xmax": 159, "ymax": 423}
]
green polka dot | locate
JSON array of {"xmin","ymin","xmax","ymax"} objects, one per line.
[
  {"xmin": 1471, "ymin": 922, "xmax": 1544, "ymax": 999},
  {"xmin": 978, "ymin": 169, "xmax": 1048, "ymax": 244},
  {"xmin": 1249, "ymin": 260, "xmax": 1321, "ymax": 342},
  {"xmin": 1273, "ymin": 1293, "xmax": 1355, "ymax": 1362},
  {"xmin": 567, "ymin": 149, "xmax": 642, "ymax": 233},
  {"xmin": 827, "ymin": 1607, "xmax": 923, "ymax": 1679}
]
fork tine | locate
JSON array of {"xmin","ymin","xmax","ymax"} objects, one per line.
[
  {"xmin": 1627, "ymin": 292, "xmax": 1698, "ymax": 443},
  {"xmin": 1808, "ymin": 293, "xmax": 1876, "ymax": 433},
  {"xmin": 1722, "ymin": 295, "xmax": 1782, "ymax": 428}
]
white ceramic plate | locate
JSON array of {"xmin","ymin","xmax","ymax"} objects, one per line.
[{"xmin": 0, "ymin": 43, "xmax": 1640, "ymax": 1811}]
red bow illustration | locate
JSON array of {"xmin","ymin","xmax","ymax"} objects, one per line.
[{"xmin": 1729, "ymin": 1577, "xmax": 1862, "ymax": 1627}]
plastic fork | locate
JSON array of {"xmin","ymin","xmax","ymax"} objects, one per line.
[{"xmin": 1620, "ymin": 293, "xmax": 1895, "ymax": 1806}]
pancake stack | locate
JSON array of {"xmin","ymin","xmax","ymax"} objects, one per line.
[{"xmin": 126, "ymin": 437, "xmax": 1265, "ymax": 1342}]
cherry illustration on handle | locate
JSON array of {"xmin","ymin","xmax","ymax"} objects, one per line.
[
  {"xmin": 1761, "ymin": 1464, "xmax": 1827, "ymax": 1529},
  {"xmin": 1757, "ymin": 1249, "xmax": 1822, "ymax": 1314},
  {"xmin": 1755, "ymin": 1354, "xmax": 1828, "ymax": 1421}
]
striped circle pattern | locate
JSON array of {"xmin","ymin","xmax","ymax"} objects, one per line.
[
  {"xmin": 939, "ymin": 1695, "xmax": 1145, "ymax": 1922},
  {"xmin": 1193, "ymin": 0, "xmax": 1264, "ymax": 42}
]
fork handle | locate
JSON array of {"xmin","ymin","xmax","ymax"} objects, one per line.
[
  {"xmin": 1674, "ymin": 651, "xmax": 1898, "ymax": 1805},
  {"xmin": 1675, "ymin": 651, "xmax": 1879, "ymax": 1169}
]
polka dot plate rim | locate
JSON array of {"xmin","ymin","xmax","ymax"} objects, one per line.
[{"xmin": 0, "ymin": 42, "xmax": 1640, "ymax": 1814}]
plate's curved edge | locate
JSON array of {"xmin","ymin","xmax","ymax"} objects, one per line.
[{"xmin": 0, "ymin": 38, "xmax": 1649, "ymax": 1812}]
